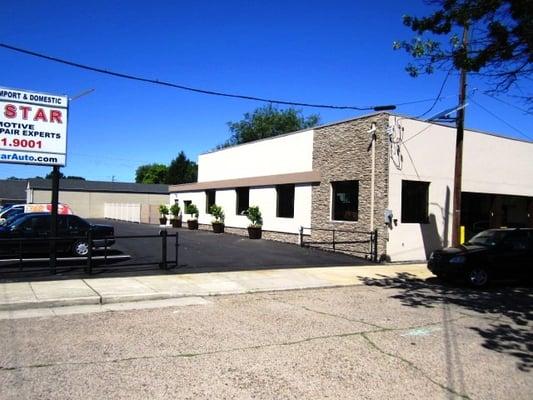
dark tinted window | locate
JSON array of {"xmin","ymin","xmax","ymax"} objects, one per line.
[
  {"xmin": 206, "ymin": 190, "xmax": 216, "ymax": 213},
  {"xmin": 502, "ymin": 231, "xmax": 529, "ymax": 250},
  {"xmin": 277, "ymin": 184, "xmax": 295, "ymax": 218},
  {"xmin": 332, "ymin": 181, "xmax": 359, "ymax": 221},
  {"xmin": 58, "ymin": 215, "xmax": 68, "ymax": 232},
  {"xmin": 401, "ymin": 180, "xmax": 429, "ymax": 223},
  {"xmin": 69, "ymin": 215, "xmax": 89, "ymax": 230},
  {"xmin": 30, "ymin": 215, "xmax": 50, "ymax": 233},
  {"xmin": 236, "ymin": 187, "xmax": 249, "ymax": 215}
]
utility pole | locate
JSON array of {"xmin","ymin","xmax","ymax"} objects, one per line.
[
  {"xmin": 49, "ymin": 165, "xmax": 60, "ymax": 274},
  {"xmin": 451, "ymin": 24, "xmax": 469, "ymax": 247}
]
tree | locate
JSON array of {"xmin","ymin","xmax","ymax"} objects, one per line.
[
  {"xmin": 43, "ymin": 172, "xmax": 85, "ymax": 180},
  {"xmin": 135, "ymin": 163, "xmax": 168, "ymax": 184},
  {"xmin": 166, "ymin": 151, "xmax": 198, "ymax": 184},
  {"xmin": 218, "ymin": 105, "xmax": 320, "ymax": 148},
  {"xmin": 45, "ymin": 171, "xmax": 65, "ymax": 179},
  {"xmin": 393, "ymin": 0, "xmax": 532, "ymax": 99}
]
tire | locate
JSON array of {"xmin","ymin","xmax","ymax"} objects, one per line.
[
  {"xmin": 72, "ymin": 240, "xmax": 90, "ymax": 257},
  {"xmin": 467, "ymin": 267, "xmax": 489, "ymax": 288}
]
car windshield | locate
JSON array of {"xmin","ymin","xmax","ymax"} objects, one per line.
[
  {"xmin": 4, "ymin": 213, "xmax": 27, "ymax": 227},
  {"xmin": 466, "ymin": 230, "xmax": 507, "ymax": 247}
]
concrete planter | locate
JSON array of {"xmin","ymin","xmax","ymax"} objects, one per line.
[
  {"xmin": 247, "ymin": 226, "xmax": 262, "ymax": 239},
  {"xmin": 159, "ymin": 217, "xmax": 167, "ymax": 225},
  {"xmin": 171, "ymin": 219, "xmax": 182, "ymax": 228},
  {"xmin": 212, "ymin": 222, "xmax": 224, "ymax": 234},
  {"xmin": 187, "ymin": 220, "xmax": 198, "ymax": 230}
]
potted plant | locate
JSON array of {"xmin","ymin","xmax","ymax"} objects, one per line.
[
  {"xmin": 170, "ymin": 203, "xmax": 181, "ymax": 228},
  {"xmin": 246, "ymin": 206, "xmax": 262, "ymax": 239},
  {"xmin": 209, "ymin": 204, "xmax": 225, "ymax": 233},
  {"xmin": 185, "ymin": 203, "xmax": 199, "ymax": 230},
  {"xmin": 159, "ymin": 204, "xmax": 169, "ymax": 225}
]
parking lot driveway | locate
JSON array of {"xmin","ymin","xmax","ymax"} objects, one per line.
[{"xmin": 101, "ymin": 219, "xmax": 369, "ymax": 272}]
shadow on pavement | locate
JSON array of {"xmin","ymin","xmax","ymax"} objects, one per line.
[{"xmin": 358, "ymin": 272, "xmax": 533, "ymax": 372}]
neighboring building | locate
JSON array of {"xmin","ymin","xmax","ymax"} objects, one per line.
[
  {"xmin": 26, "ymin": 179, "xmax": 169, "ymax": 220},
  {"xmin": 0, "ymin": 179, "xmax": 27, "ymax": 205},
  {"xmin": 170, "ymin": 113, "xmax": 533, "ymax": 262}
]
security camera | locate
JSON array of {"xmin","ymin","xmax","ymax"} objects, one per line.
[{"xmin": 367, "ymin": 122, "xmax": 377, "ymax": 134}]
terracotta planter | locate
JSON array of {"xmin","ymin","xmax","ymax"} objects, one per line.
[
  {"xmin": 159, "ymin": 217, "xmax": 167, "ymax": 225},
  {"xmin": 187, "ymin": 220, "xmax": 198, "ymax": 230},
  {"xmin": 171, "ymin": 219, "xmax": 182, "ymax": 228},
  {"xmin": 212, "ymin": 222, "xmax": 224, "ymax": 234},
  {"xmin": 247, "ymin": 226, "xmax": 262, "ymax": 239}
]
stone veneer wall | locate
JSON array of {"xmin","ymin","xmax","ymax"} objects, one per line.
[
  {"xmin": 197, "ymin": 224, "xmax": 302, "ymax": 244},
  {"xmin": 311, "ymin": 114, "xmax": 389, "ymax": 260}
]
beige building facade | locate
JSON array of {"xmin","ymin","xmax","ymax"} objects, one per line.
[
  {"xmin": 170, "ymin": 113, "xmax": 533, "ymax": 262},
  {"xmin": 26, "ymin": 179, "xmax": 169, "ymax": 220}
]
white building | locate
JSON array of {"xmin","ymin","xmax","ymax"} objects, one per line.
[{"xmin": 170, "ymin": 113, "xmax": 533, "ymax": 262}]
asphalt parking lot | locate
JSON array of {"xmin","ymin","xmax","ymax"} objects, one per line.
[
  {"xmin": 0, "ymin": 220, "xmax": 369, "ymax": 280},
  {"xmin": 1, "ymin": 276, "xmax": 531, "ymax": 399}
]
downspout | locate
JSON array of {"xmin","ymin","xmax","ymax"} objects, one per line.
[{"xmin": 368, "ymin": 122, "xmax": 377, "ymax": 233}]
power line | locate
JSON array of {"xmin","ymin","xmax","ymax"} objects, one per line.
[
  {"xmin": 470, "ymin": 98, "xmax": 532, "ymax": 142},
  {"xmin": 415, "ymin": 69, "xmax": 452, "ymax": 119},
  {"xmin": 2, "ymin": 42, "xmax": 437, "ymax": 112},
  {"xmin": 481, "ymin": 92, "xmax": 533, "ymax": 115},
  {"xmin": 0, "ymin": 43, "xmax": 373, "ymax": 111}
]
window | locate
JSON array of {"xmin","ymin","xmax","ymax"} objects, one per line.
[
  {"xmin": 236, "ymin": 187, "xmax": 249, "ymax": 215},
  {"xmin": 276, "ymin": 184, "xmax": 295, "ymax": 218},
  {"xmin": 184, "ymin": 200, "xmax": 191, "ymax": 211},
  {"xmin": 401, "ymin": 180, "xmax": 430, "ymax": 223},
  {"xmin": 206, "ymin": 190, "xmax": 216, "ymax": 213},
  {"xmin": 332, "ymin": 181, "xmax": 359, "ymax": 221},
  {"xmin": 68, "ymin": 215, "xmax": 89, "ymax": 230}
]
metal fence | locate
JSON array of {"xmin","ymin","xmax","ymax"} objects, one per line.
[
  {"xmin": 299, "ymin": 226, "xmax": 378, "ymax": 262},
  {"xmin": 0, "ymin": 230, "xmax": 179, "ymax": 276}
]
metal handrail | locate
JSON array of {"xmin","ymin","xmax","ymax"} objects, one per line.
[
  {"xmin": 0, "ymin": 230, "xmax": 179, "ymax": 276},
  {"xmin": 299, "ymin": 225, "xmax": 379, "ymax": 262}
]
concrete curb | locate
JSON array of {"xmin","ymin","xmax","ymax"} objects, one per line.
[
  {"xmin": 0, "ymin": 264, "xmax": 431, "ymax": 311},
  {"xmin": 0, "ymin": 296, "xmax": 100, "ymax": 311}
]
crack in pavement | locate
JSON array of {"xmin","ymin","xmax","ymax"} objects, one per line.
[
  {"xmin": 361, "ymin": 333, "xmax": 471, "ymax": 400},
  {"xmin": 0, "ymin": 329, "xmax": 383, "ymax": 372},
  {"xmin": 0, "ymin": 314, "xmax": 470, "ymax": 373}
]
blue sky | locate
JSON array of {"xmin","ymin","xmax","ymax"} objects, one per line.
[{"xmin": 1, "ymin": 0, "xmax": 531, "ymax": 182}]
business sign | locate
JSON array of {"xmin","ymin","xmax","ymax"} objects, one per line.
[{"xmin": 0, "ymin": 87, "xmax": 68, "ymax": 166}]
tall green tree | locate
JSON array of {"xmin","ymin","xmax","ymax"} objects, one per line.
[
  {"xmin": 393, "ymin": 0, "xmax": 532, "ymax": 99},
  {"xmin": 218, "ymin": 105, "xmax": 320, "ymax": 148},
  {"xmin": 135, "ymin": 163, "xmax": 168, "ymax": 184},
  {"xmin": 166, "ymin": 151, "xmax": 198, "ymax": 184}
]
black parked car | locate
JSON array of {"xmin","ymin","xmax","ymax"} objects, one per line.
[
  {"xmin": 0, "ymin": 213, "xmax": 115, "ymax": 257},
  {"xmin": 428, "ymin": 228, "xmax": 533, "ymax": 287}
]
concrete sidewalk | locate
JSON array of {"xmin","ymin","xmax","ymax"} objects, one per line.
[{"xmin": 0, "ymin": 263, "xmax": 429, "ymax": 312}]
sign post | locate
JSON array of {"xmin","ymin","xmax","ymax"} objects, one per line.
[{"xmin": 0, "ymin": 87, "xmax": 69, "ymax": 273}]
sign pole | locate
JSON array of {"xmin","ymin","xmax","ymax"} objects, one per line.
[{"xmin": 49, "ymin": 165, "xmax": 60, "ymax": 274}]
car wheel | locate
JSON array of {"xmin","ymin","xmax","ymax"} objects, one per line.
[
  {"xmin": 72, "ymin": 240, "xmax": 90, "ymax": 257},
  {"xmin": 467, "ymin": 268, "xmax": 489, "ymax": 288}
]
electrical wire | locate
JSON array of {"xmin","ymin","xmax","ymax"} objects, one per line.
[
  {"xmin": 1, "ymin": 42, "xmax": 444, "ymax": 111},
  {"xmin": 470, "ymin": 98, "xmax": 532, "ymax": 141},
  {"xmin": 0, "ymin": 43, "xmax": 373, "ymax": 111},
  {"xmin": 481, "ymin": 92, "xmax": 533, "ymax": 115},
  {"xmin": 415, "ymin": 69, "xmax": 452, "ymax": 119}
]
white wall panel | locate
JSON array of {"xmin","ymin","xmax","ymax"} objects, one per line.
[{"xmin": 197, "ymin": 130, "xmax": 314, "ymax": 182}]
